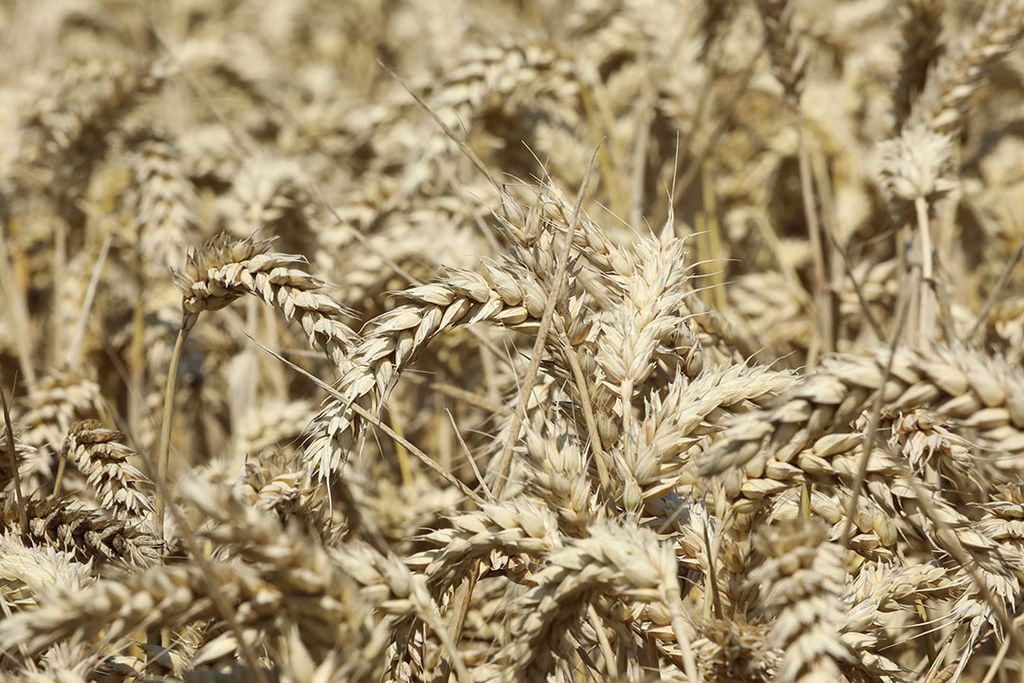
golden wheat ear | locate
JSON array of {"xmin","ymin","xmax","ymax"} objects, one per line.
[{"xmin": 6, "ymin": 0, "xmax": 1024, "ymax": 680}]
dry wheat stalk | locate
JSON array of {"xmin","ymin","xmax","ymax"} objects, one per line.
[{"xmin": 220, "ymin": 156, "xmax": 318, "ymax": 253}]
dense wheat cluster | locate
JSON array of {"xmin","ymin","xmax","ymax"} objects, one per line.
[{"xmin": 2, "ymin": 0, "xmax": 1024, "ymax": 681}]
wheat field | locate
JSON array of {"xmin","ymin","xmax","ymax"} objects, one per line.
[{"xmin": 0, "ymin": 0, "xmax": 1023, "ymax": 681}]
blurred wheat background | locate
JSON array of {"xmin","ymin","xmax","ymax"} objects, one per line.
[{"xmin": 1, "ymin": 0, "xmax": 1024, "ymax": 681}]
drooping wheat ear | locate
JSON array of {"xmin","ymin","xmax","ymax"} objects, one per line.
[
  {"xmin": 127, "ymin": 134, "xmax": 198, "ymax": 280},
  {"xmin": 848, "ymin": 561, "xmax": 953, "ymax": 613},
  {"xmin": 330, "ymin": 202, "xmax": 481, "ymax": 313},
  {"xmin": 748, "ymin": 519, "xmax": 856, "ymax": 682},
  {"xmin": 423, "ymin": 41, "xmax": 577, "ymax": 129},
  {"xmin": 174, "ymin": 35, "xmax": 278, "ymax": 106},
  {"xmin": 162, "ymin": 233, "xmax": 359, "ymax": 527},
  {"xmin": 755, "ymin": 0, "xmax": 806, "ymax": 103},
  {"xmin": 303, "ymin": 242, "xmax": 588, "ymax": 481},
  {"xmin": 174, "ymin": 233, "xmax": 357, "ymax": 371},
  {"xmin": 500, "ymin": 523, "xmax": 697, "ymax": 681},
  {"xmin": 909, "ymin": 0, "xmax": 1024, "ymax": 138},
  {"xmin": 698, "ymin": 345, "xmax": 1024, "ymax": 475},
  {"xmin": 893, "ymin": 0, "xmax": 947, "ymax": 128},
  {"xmin": 62, "ymin": 419, "xmax": 153, "ymax": 522},
  {"xmin": 725, "ymin": 429, "xmax": 900, "ymax": 530},
  {"xmin": 408, "ymin": 501, "xmax": 562, "ymax": 594},
  {"xmin": 3, "ymin": 494, "xmax": 159, "ymax": 567},
  {"xmin": 347, "ymin": 41, "xmax": 576, "ymax": 166},
  {"xmin": 614, "ymin": 364, "xmax": 796, "ymax": 516},
  {"xmin": 842, "ymin": 561, "xmax": 952, "ymax": 675}
]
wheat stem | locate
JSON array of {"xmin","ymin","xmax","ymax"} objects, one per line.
[
  {"xmin": 155, "ymin": 320, "xmax": 193, "ymax": 538},
  {"xmin": 916, "ymin": 196, "xmax": 937, "ymax": 346},
  {"xmin": 490, "ymin": 154, "xmax": 595, "ymax": 497},
  {"xmin": 799, "ymin": 134, "xmax": 833, "ymax": 365},
  {"xmin": 0, "ymin": 378, "xmax": 26, "ymax": 535}
]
